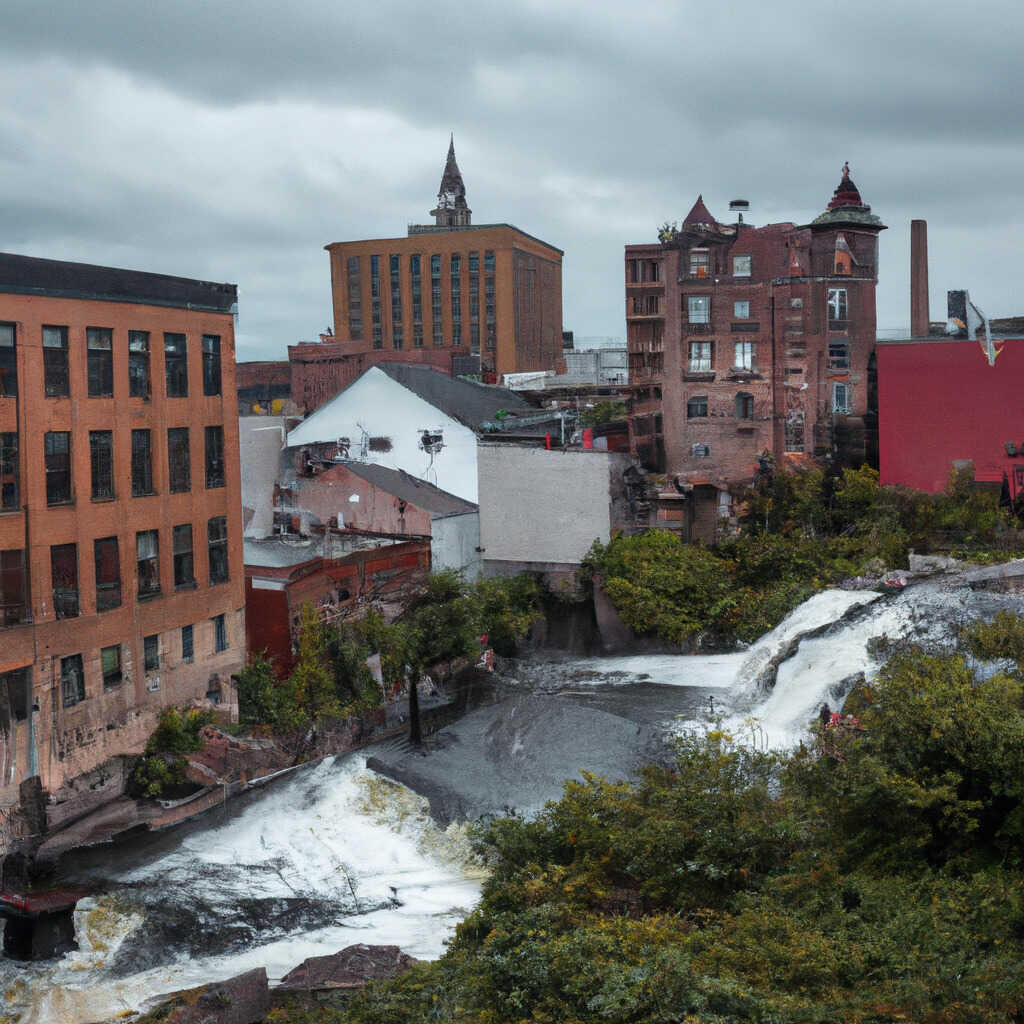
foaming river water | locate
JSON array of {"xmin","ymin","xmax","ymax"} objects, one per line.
[{"xmin": 3, "ymin": 579, "xmax": 1018, "ymax": 1022}]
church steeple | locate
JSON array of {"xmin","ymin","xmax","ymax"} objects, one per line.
[{"xmin": 431, "ymin": 135, "xmax": 472, "ymax": 228}]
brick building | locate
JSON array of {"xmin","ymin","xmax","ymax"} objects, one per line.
[
  {"xmin": 235, "ymin": 359, "xmax": 291, "ymax": 415},
  {"xmin": 0, "ymin": 253, "xmax": 246, "ymax": 806},
  {"xmin": 293, "ymin": 138, "xmax": 564, "ymax": 412},
  {"xmin": 624, "ymin": 166, "xmax": 884, "ymax": 539}
]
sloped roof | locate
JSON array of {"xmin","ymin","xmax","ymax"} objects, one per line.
[
  {"xmin": 376, "ymin": 362, "xmax": 533, "ymax": 429},
  {"xmin": 437, "ymin": 135, "xmax": 467, "ymax": 203},
  {"xmin": 337, "ymin": 462, "xmax": 477, "ymax": 517},
  {"xmin": 683, "ymin": 194, "xmax": 716, "ymax": 228}
]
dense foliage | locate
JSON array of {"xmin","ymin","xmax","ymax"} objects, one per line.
[
  {"xmin": 580, "ymin": 400, "xmax": 627, "ymax": 428},
  {"xmin": 588, "ymin": 465, "xmax": 1024, "ymax": 649},
  {"xmin": 128, "ymin": 706, "xmax": 212, "ymax": 799},
  {"xmin": 270, "ymin": 622, "xmax": 1024, "ymax": 1024}
]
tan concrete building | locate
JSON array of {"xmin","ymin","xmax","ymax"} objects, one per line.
[{"xmin": 0, "ymin": 253, "xmax": 246, "ymax": 809}]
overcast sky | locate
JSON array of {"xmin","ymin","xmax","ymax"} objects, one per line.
[{"xmin": 2, "ymin": 1, "xmax": 1023, "ymax": 359}]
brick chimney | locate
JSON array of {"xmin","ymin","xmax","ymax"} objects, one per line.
[{"xmin": 910, "ymin": 219, "xmax": 929, "ymax": 337}]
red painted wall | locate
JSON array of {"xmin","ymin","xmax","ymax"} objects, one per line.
[
  {"xmin": 244, "ymin": 578, "xmax": 292, "ymax": 673},
  {"xmin": 877, "ymin": 337, "xmax": 1024, "ymax": 492}
]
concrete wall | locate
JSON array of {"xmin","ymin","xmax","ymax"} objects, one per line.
[
  {"xmin": 431, "ymin": 511, "xmax": 481, "ymax": 579},
  {"xmin": 478, "ymin": 445, "xmax": 634, "ymax": 569}
]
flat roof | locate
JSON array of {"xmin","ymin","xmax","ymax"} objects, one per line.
[
  {"xmin": 0, "ymin": 251, "xmax": 237, "ymax": 313},
  {"xmin": 325, "ymin": 223, "xmax": 563, "ymax": 256}
]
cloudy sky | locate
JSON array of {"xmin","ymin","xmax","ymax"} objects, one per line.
[{"xmin": 2, "ymin": 0, "xmax": 1022, "ymax": 359}]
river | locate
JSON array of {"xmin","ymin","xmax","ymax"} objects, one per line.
[{"xmin": 1, "ymin": 579, "xmax": 1016, "ymax": 1023}]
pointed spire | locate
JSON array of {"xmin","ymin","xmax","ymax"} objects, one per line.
[
  {"xmin": 432, "ymin": 135, "xmax": 471, "ymax": 227},
  {"xmin": 682, "ymin": 194, "xmax": 716, "ymax": 229}
]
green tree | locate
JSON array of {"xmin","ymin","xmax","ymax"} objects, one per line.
[{"xmin": 290, "ymin": 603, "xmax": 343, "ymax": 723}]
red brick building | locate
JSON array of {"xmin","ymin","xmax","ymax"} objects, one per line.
[
  {"xmin": 0, "ymin": 253, "xmax": 246, "ymax": 805},
  {"xmin": 294, "ymin": 138, "xmax": 564, "ymax": 412},
  {"xmin": 625, "ymin": 167, "xmax": 884, "ymax": 538}
]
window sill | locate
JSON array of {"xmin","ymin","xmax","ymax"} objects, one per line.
[
  {"xmin": 205, "ymin": 483, "xmax": 226, "ymax": 490},
  {"xmin": 684, "ymin": 371, "xmax": 715, "ymax": 382},
  {"xmin": 175, "ymin": 581, "xmax": 198, "ymax": 591},
  {"xmin": 103, "ymin": 679, "xmax": 123, "ymax": 690},
  {"xmin": 92, "ymin": 496, "xmax": 116, "ymax": 504},
  {"xmin": 209, "ymin": 578, "xmax": 230, "ymax": 587},
  {"xmin": 132, "ymin": 492, "xmax": 158, "ymax": 499},
  {"xmin": 46, "ymin": 500, "xmax": 74, "ymax": 508},
  {"xmin": 138, "ymin": 591, "xmax": 162, "ymax": 602}
]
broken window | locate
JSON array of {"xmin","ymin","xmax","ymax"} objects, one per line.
[
  {"xmin": 51, "ymin": 543, "xmax": 79, "ymax": 619},
  {"xmin": 828, "ymin": 341, "xmax": 849, "ymax": 370},
  {"xmin": 1, "ymin": 667, "xmax": 31, "ymax": 721},
  {"xmin": 833, "ymin": 382, "xmax": 852, "ymax": 414},
  {"xmin": 487, "ymin": 323, "xmax": 496, "ymax": 350},
  {"xmin": 182, "ymin": 623, "xmax": 194, "ymax": 663},
  {"xmin": 202, "ymin": 335, "xmax": 221, "ymax": 396},
  {"xmin": 734, "ymin": 341, "xmax": 756, "ymax": 371},
  {"xmin": 732, "ymin": 255, "xmax": 751, "ymax": 277},
  {"xmin": 144, "ymin": 634, "xmax": 159, "ymax": 673},
  {"xmin": 687, "ymin": 395, "xmax": 708, "ymax": 418},
  {"xmin": 43, "ymin": 325, "xmax": 69, "ymax": 396},
  {"xmin": 735, "ymin": 392, "xmax": 754, "ymax": 419},
  {"xmin": 90, "ymin": 430, "xmax": 114, "ymax": 500},
  {"xmin": 689, "ymin": 250, "xmax": 710, "ymax": 278},
  {"xmin": 0, "ymin": 323, "xmax": 17, "ymax": 397},
  {"xmin": 208, "ymin": 515, "xmax": 228, "ymax": 584},
  {"xmin": 45, "ymin": 431, "xmax": 72, "ymax": 505},
  {"xmin": 173, "ymin": 524, "xmax": 195, "ymax": 588},
  {"xmin": 1, "ymin": 432, "xmax": 18, "ymax": 510},
  {"xmin": 785, "ymin": 410, "xmax": 805, "ymax": 453},
  {"xmin": 94, "ymin": 537, "xmax": 121, "ymax": 610},
  {"xmin": 0, "ymin": 549, "xmax": 28, "ymax": 626},
  {"xmin": 61, "ymin": 653, "xmax": 85, "ymax": 708},
  {"xmin": 347, "ymin": 256, "xmax": 362, "ymax": 340},
  {"xmin": 102, "ymin": 645, "xmax": 122, "ymax": 689},
  {"xmin": 827, "ymin": 287, "xmax": 848, "ymax": 325},
  {"xmin": 129, "ymin": 331, "xmax": 151, "ymax": 397},
  {"xmin": 136, "ymin": 529, "xmax": 160, "ymax": 598},
  {"xmin": 87, "ymin": 327, "xmax": 114, "ymax": 397},
  {"xmin": 688, "ymin": 341, "xmax": 712, "ymax": 372},
  {"xmin": 687, "ymin": 295, "xmax": 710, "ymax": 324},
  {"xmin": 131, "ymin": 429, "xmax": 155, "ymax": 496},
  {"xmin": 168, "ymin": 427, "xmax": 191, "ymax": 493},
  {"xmin": 164, "ymin": 333, "xmax": 188, "ymax": 397},
  {"xmin": 213, "ymin": 612, "xmax": 228, "ymax": 653},
  {"xmin": 733, "ymin": 300, "xmax": 750, "ymax": 319},
  {"xmin": 205, "ymin": 425, "xmax": 225, "ymax": 488}
]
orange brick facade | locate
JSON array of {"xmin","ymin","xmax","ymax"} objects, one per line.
[{"xmin": 0, "ymin": 258, "xmax": 246, "ymax": 801}]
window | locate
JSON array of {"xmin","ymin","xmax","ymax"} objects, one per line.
[
  {"xmin": 691, "ymin": 443, "xmax": 711, "ymax": 457},
  {"xmin": 213, "ymin": 613, "xmax": 228, "ymax": 653},
  {"xmin": 168, "ymin": 427, "xmax": 191, "ymax": 493},
  {"xmin": 144, "ymin": 634, "xmax": 160, "ymax": 673},
  {"xmin": 828, "ymin": 341, "xmax": 849, "ymax": 370},
  {"xmin": 346, "ymin": 256, "xmax": 362, "ymax": 340},
  {"xmin": 484, "ymin": 250, "xmax": 495, "ymax": 273},
  {"xmin": 735, "ymin": 392, "xmax": 754, "ymax": 419},
  {"xmin": 733, "ymin": 300, "xmax": 750, "ymax": 319},
  {"xmin": 452, "ymin": 322, "xmax": 462, "ymax": 346},
  {"xmin": 94, "ymin": 537, "xmax": 121, "ymax": 611},
  {"xmin": 0, "ymin": 549, "xmax": 28, "ymax": 626},
  {"xmin": 90, "ymin": 431, "xmax": 114, "ymax": 500},
  {"xmin": 136, "ymin": 529, "xmax": 160, "ymax": 598},
  {"xmin": 487, "ymin": 323, "xmax": 496, "ymax": 350},
  {"xmin": 45, "ymin": 432, "xmax": 72, "ymax": 505},
  {"xmin": 413, "ymin": 324, "xmax": 423, "ymax": 348},
  {"xmin": 688, "ymin": 341, "xmax": 712, "ymax": 372},
  {"xmin": 102, "ymin": 645, "xmax": 122, "ymax": 689},
  {"xmin": 182, "ymin": 624, "xmax": 194, "ymax": 663},
  {"xmin": 733, "ymin": 255, "xmax": 751, "ymax": 277},
  {"xmin": 827, "ymin": 288, "xmax": 848, "ymax": 325},
  {"xmin": 202, "ymin": 335, "xmax": 222, "ymax": 396},
  {"xmin": 687, "ymin": 295, "xmax": 710, "ymax": 324},
  {"xmin": 43, "ymin": 326, "xmax": 69, "ymax": 396},
  {"xmin": 61, "ymin": 654, "xmax": 85, "ymax": 708},
  {"xmin": 205, "ymin": 426, "xmax": 225, "ymax": 488},
  {"xmin": 411, "ymin": 253, "xmax": 422, "ymax": 324},
  {"xmin": 51, "ymin": 543, "xmax": 79, "ymax": 619},
  {"xmin": 734, "ymin": 341, "xmax": 756, "ymax": 371},
  {"xmin": 433, "ymin": 324, "xmax": 443, "ymax": 347},
  {"xmin": 470, "ymin": 324, "xmax": 480, "ymax": 355},
  {"xmin": 393, "ymin": 325, "xmax": 403, "ymax": 350},
  {"xmin": 371, "ymin": 255, "xmax": 382, "ymax": 349},
  {"xmin": 1, "ymin": 433, "xmax": 18, "ymax": 511},
  {"xmin": 208, "ymin": 516, "xmax": 228, "ymax": 584},
  {"xmin": 129, "ymin": 331, "xmax": 151, "ymax": 397},
  {"xmin": 833, "ymin": 382, "xmax": 852, "ymax": 414},
  {"xmin": 173, "ymin": 524, "xmax": 195, "ymax": 588},
  {"xmin": 785, "ymin": 410, "xmax": 805, "ymax": 453},
  {"xmin": 390, "ymin": 254, "xmax": 402, "ymax": 323},
  {"xmin": 87, "ymin": 327, "xmax": 114, "ymax": 397},
  {"xmin": 164, "ymin": 334, "xmax": 188, "ymax": 397},
  {"xmin": 689, "ymin": 250, "xmax": 710, "ymax": 278},
  {"xmin": 687, "ymin": 395, "xmax": 708, "ymax": 418},
  {"xmin": 131, "ymin": 429, "xmax": 154, "ymax": 497},
  {"xmin": 0, "ymin": 323, "xmax": 17, "ymax": 397}
]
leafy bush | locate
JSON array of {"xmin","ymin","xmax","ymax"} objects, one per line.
[{"xmin": 128, "ymin": 706, "xmax": 212, "ymax": 799}]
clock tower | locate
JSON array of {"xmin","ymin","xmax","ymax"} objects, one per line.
[{"xmin": 430, "ymin": 135, "xmax": 472, "ymax": 228}]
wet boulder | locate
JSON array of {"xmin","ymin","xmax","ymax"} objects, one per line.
[
  {"xmin": 134, "ymin": 967, "xmax": 269, "ymax": 1024},
  {"xmin": 278, "ymin": 943, "xmax": 419, "ymax": 991}
]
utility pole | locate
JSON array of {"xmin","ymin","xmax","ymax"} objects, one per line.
[{"xmin": 408, "ymin": 675, "xmax": 422, "ymax": 745}]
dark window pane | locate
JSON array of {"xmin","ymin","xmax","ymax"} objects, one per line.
[
  {"xmin": 102, "ymin": 644, "xmax": 122, "ymax": 689},
  {"xmin": 168, "ymin": 427, "xmax": 191, "ymax": 493},
  {"xmin": 61, "ymin": 654, "xmax": 85, "ymax": 707},
  {"xmin": 144, "ymin": 634, "xmax": 159, "ymax": 672},
  {"xmin": 0, "ymin": 549, "xmax": 29, "ymax": 625},
  {"xmin": 0, "ymin": 323, "xmax": 17, "ymax": 397},
  {"xmin": 131, "ymin": 429, "xmax": 154, "ymax": 496},
  {"xmin": 94, "ymin": 537, "xmax": 121, "ymax": 611},
  {"xmin": 129, "ymin": 331, "xmax": 151, "ymax": 398},
  {"xmin": 136, "ymin": 529, "xmax": 160, "ymax": 597},
  {"xmin": 173, "ymin": 523, "xmax": 195, "ymax": 588},
  {"xmin": 86, "ymin": 327, "xmax": 114, "ymax": 397},
  {"xmin": 89, "ymin": 430, "xmax": 114, "ymax": 500},
  {"xmin": 205, "ymin": 426, "xmax": 225, "ymax": 488},
  {"xmin": 43, "ymin": 326, "xmax": 69, "ymax": 397},
  {"xmin": 202, "ymin": 335, "xmax": 221, "ymax": 396},
  {"xmin": 208, "ymin": 515, "xmax": 228, "ymax": 584},
  {"xmin": 182, "ymin": 624, "xmax": 194, "ymax": 662},
  {"xmin": 45, "ymin": 432, "xmax": 71, "ymax": 504},
  {"xmin": 164, "ymin": 333, "xmax": 188, "ymax": 397},
  {"xmin": 51, "ymin": 543, "xmax": 79, "ymax": 619},
  {"xmin": 1, "ymin": 432, "xmax": 18, "ymax": 511},
  {"xmin": 213, "ymin": 613, "xmax": 227, "ymax": 652}
]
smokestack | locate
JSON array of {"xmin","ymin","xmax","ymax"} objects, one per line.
[{"xmin": 910, "ymin": 219, "xmax": 929, "ymax": 338}]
